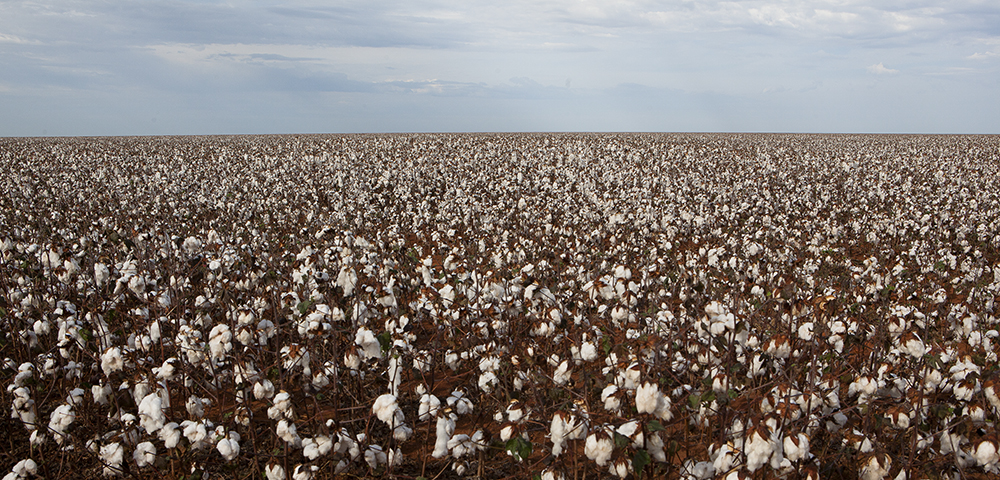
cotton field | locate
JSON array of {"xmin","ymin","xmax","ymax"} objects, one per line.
[{"xmin": 1, "ymin": 133, "xmax": 999, "ymax": 479}]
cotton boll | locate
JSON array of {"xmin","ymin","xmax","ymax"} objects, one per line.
[
  {"xmin": 584, "ymin": 431, "xmax": 613, "ymax": 467},
  {"xmin": 418, "ymin": 394, "xmax": 441, "ymax": 421},
  {"xmin": 745, "ymin": 426, "xmax": 775, "ymax": 472},
  {"xmin": 100, "ymin": 442, "xmax": 124, "ymax": 476},
  {"xmin": 94, "ymin": 263, "xmax": 110, "ymax": 287},
  {"xmin": 265, "ymin": 463, "xmax": 285, "ymax": 480},
  {"xmin": 447, "ymin": 390, "xmax": 474, "ymax": 415},
  {"xmin": 646, "ymin": 431, "xmax": 667, "ymax": 462},
  {"xmin": 553, "ymin": 360, "xmax": 572, "ymax": 385},
  {"xmin": 387, "ymin": 447, "xmax": 403, "ymax": 467},
  {"xmin": 433, "ymin": 413, "xmax": 457, "ymax": 458},
  {"xmin": 216, "ymin": 432, "xmax": 241, "ymax": 462},
  {"xmin": 798, "ymin": 323, "xmax": 814, "ymax": 341},
  {"xmin": 137, "ymin": 393, "xmax": 165, "ymax": 434},
  {"xmin": 974, "ymin": 440, "xmax": 999, "ymax": 473},
  {"xmin": 254, "ymin": 379, "xmax": 275, "ymax": 400},
  {"xmin": 365, "ymin": 445, "xmax": 387, "ymax": 469},
  {"xmin": 291, "ymin": 464, "xmax": 317, "ymax": 480},
  {"xmin": 276, "ymin": 420, "xmax": 302, "ymax": 447},
  {"xmin": 134, "ymin": 441, "xmax": 156, "ymax": 468},
  {"xmin": 506, "ymin": 400, "xmax": 527, "ymax": 423},
  {"xmin": 186, "ymin": 396, "xmax": 206, "ymax": 419},
  {"xmin": 372, "ymin": 393, "xmax": 400, "ymax": 425},
  {"xmin": 355, "ymin": 327, "xmax": 381, "ymax": 360},
  {"xmin": 182, "ymin": 420, "xmax": 212, "ymax": 450},
  {"xmin": 602, "ymin": 384, "xmax": 622, "ymax": 412},
  {"xmin": 159, "ymin": 422, "xmax": 181, "ymax": 449},
  {"xmin": 393, "ymin": 421, "xmax": 413, "ymax": 442},
  {"xmin": 478, "ymin": 371, "xmax": 498, "ymax": 392},
  {"xmin": 8, "ymin": 458, "xmax": 39, "ymax": 479},
  {"xmin": 783, "ymin": 433, "xmax": 810, "ymax": 463},
  {"xmin": 635, "ymin": 382, "xmax": 661, "ymax": 415},
  {"xmin": 101, "ymin": 347, "xmax": 124, "ymax": 376},
  {"xmin": 550, "ymin": 412, "xmax": 568, "ymax": 456},
  {"xmin": 66, "ymin": 387, "xmax": 85, "ymax": 406},
  {"xmin": 208, "ymin": 324, "xmax": 233, "ymax": 362},
  {"xmin": 541, "ymin": 467, "xmax": 566, "ymax": 480},
  {"xmin": 448, "ymin": 433, "xmax": 476, "ymax": 458},
  {"xmin": 859, "ymin": 453, "xmax": 891, "ymax": 480},
  {"xmin": 153, "ymin": 358, "xmax": 177, "ymax": 381},
  {"xmin": 48, "ymin": 404, "xmax": 75, "ymax": 445},
  {"xmin": 268, "ymin": 391, "xmax": 293, "ymax": 420},
  {"xmin": 610, "ymin": 457, "xmax": 632, "ymax": 478}
]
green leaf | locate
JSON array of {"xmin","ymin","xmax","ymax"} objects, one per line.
[
  {"xmin": 377, "ymin": 332, "xmax": 392, "ymax": 353},
  {"xmin": 505, "ymin": 437, "xmax": 532, "ymax": 462},
  {"xmin": 297, "ymin": 298, "xmax": 315, "ymax": 315},
  {"xmin": 613, "ymin": 432, "xmax": 630, "ymax": 449},
  {"xmin": 646, "ymin": 420, "xmax": 666, "ymax": 433},
  {"xmin": 602, "ymin": 336, "xmax": 611, "ymax": 356},
  {"xmin": 633, "ymin": 449, "xmax": 651, "ymax": 477},
  {"xmin": 688, "ymin": 393, "xmax": 701, "ymax": 409}
]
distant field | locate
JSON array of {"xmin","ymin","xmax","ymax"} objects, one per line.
[{"xmin": 2, "ymin": 133, "xmax": 999, "ymax": 479}]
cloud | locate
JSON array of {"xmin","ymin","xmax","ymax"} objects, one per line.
[
  {"xmin": 867, "ymin": 62, "xmax": 898, "ymax": 74},
  {"xmin": 967, "ymin": 51, "xmax": 998, "ymax": 60},
  {"xmin": 0, "ymin": 32, "xmax": 41, "ymax": 44}
]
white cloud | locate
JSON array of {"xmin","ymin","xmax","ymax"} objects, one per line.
[
  {"xmin": 967, "ymin": 51, "xmax": 998, "ymax": 60},
  {"xmin": 867, "ymin": 62, "xmax": 898, "ymax": 74},
  {"xmin": 0, "ymin": 32, "xmax": 40, "ymax": 44}
]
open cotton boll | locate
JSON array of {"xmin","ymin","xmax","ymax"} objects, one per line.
[
  {"xmin": 602, "ymin": 384, "xmax": 621, "ymax": 412},
  {"xmin": 186, "ymin": 396, "xmax": 207, "ymax": 418},
  {"xmin": 267, "ymin": 391, "xmax": 293, "ymax": 420},
  {"xmin": 265, "ymin": 463, "xmax": 285, "ymax": 480},
  {"xmin": 48, "ymin": 404, "xmax": 75, "ymax": 445},
  {"xmin": 6, "ymin": 459, "xmax": 38, "ymax": 480},
  {"xmin": 584, "ymin": 431, "xmax": 614, "ymax": 467},
  {"xmin": 216, "ymin": 432, "xmax": 241, "ymax": 462},
  {"xmin": 208, "ymin": 324, "xmax": 233, "ymax": 362},
  {"xmin": 448, "ymin": 434, "xmax": 476, "ymax": 458},
  {"xmin": 550, "ymin": 412, "xmax": 568, "ymax": 456},
  {"xmin": 372, "ymin": 393, "xmax": 400, "ymax": 425},
  {"xmin": 100, "ymin": 442, "xmax": 124, "ymax": 476},
  {"xmin": 783, "ymin": 433, "xmax": 810, "ymax": 463},
  {"xmin": 101, "ymin": 347, "xmax": 124, "ymax": 376},
  {"xmin": 364, "ymin": 445, "xmax": 387, "ymax": 469},
  {"xmin": 253, "ymin": 380, "xmax": 275, "ymax": 400},
  {"xmin": 859, "ymin": 453, "xmax": 891, "ymax": 480},
  {"xmin": 355, "ymin": 327, "xmax": 381, "ymax": 360},
  {"xmin": 447, "ymin": 390, "xmax": 474, "ymax": 415},
  {"xmin": 159, "ymin": 422, "xmax": 181, "ymax": 449},
  {"xmin": 418, "ymin": 394, "xmax": 441, "ymax": 421},
  {"xmin": 137, "ymin": 393, "xmax": 165, "ymax": 434},
  {"xmin": 975, "ymin": 440, "xmax": 1000, "ymax": 473},
  {"xmin": 182, "ymin": 420, "xmax": 212, "ymax": 450},
  {"xmin": 276, "ymin": 420, "xmax": 302, "ymax": 447},
  {"xmin": 745, "ymin": 426, "xmax": 775, "ymax": 472},
  {"xmin": 133, "ymin": 441, "xmax": 156, "ymax": 468},
  {"xmin": 553, "ymin": 360, "xmax": 572, "ymax": 385},
  {"xmin": 94, "ymin": 263, "xmax": 110, "ymax": 287},
  {"xmin": 478, "ymin": 371, "xmax": 498, "ymax": 392},
  {"xmin": 433, "ymin": 414, "xmax": 457, "ymax": 458},
  {"xmin": 292, "ymin": 464, "xmax": 317, "ymax": 480}
]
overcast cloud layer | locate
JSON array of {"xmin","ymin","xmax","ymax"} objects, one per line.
[{"xmin": 2, "ymin": 1, "xmax": 998, "ymax": 135}]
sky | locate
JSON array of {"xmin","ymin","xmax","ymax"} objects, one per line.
[{"xmin": 1, "ymin": 1, "xmax": 999, "ymax": 136}]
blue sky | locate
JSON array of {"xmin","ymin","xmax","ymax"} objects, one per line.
[{"xmin": 1, "ymin": 1, "xmax": 998, "ymax": 135}]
